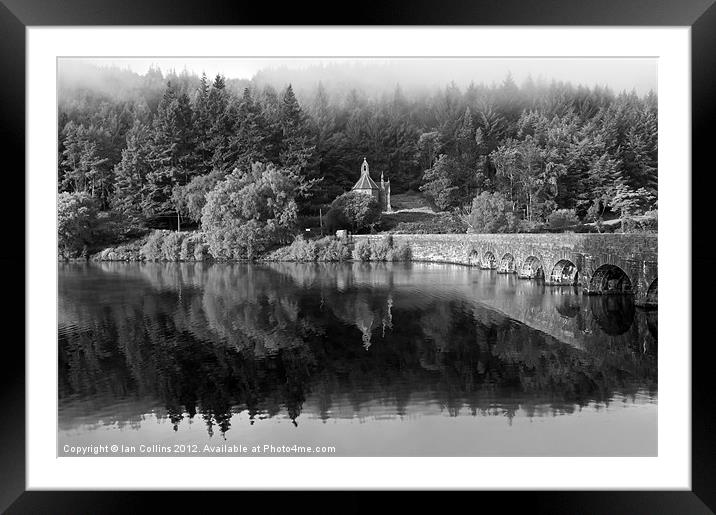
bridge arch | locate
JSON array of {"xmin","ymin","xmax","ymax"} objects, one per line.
[
  {"xmin": 481, "ymin": 251, "xmax": 497, "ymax": 270},
  {"xmin": 588, "ymin": 264, "xmax": 632, "ymax": 295},
  {"xmin": 518, "ymin": 256, "xmax": 544, "ymax": 280},
  {"xmin": 353, "ymin": 233, "xmax": 656, "ymax": 305},
  {"xmin": 468, "ymin": 249, "xmax": 480, "ymax": 267},
  {"xmin": 498, "ymin": 253, "xmax": 516, "ymax": 274},
  {"xmin": 550, "ymin": 259, "xmax": 579, "ymax": 285}
]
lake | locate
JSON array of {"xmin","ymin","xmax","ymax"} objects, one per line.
[{"xmin": 58, "ymin": 261, "xmax": 657, "ymax": 456}]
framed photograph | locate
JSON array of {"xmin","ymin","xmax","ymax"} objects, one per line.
[{"xmin": 4, "ymin": 0, "xmax": 712, "ymax": 511}]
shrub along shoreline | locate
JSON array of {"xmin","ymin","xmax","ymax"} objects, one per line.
[
  {"xmin": 85, "ymin": 230, "xmax": 412, "ymax": 263},
  {"xmin": 262, "ymin": 234, "xmax": 411, "ymax": 263},
  {"xmin": 89, "ymin": 230, "xmax": 211, "ymax": 262}
]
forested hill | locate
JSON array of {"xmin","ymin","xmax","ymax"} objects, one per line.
[{"xmin": 58, "ymin": 61, "xmax": 657, "ymax": 232}]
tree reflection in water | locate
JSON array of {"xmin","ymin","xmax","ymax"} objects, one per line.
[{"xmin": 59, "ymin": 262, "xmax": 657, "ymax": 437}]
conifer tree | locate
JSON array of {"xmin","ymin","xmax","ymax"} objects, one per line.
[
  {"xmin": 192, "ymin": 73, "xmax": 213, "ymax": 174},
  {"xmin": 60, "ymin": 122, "xmax": 110, "ymax": 203},
  {"xmin": 223, "ymin": 88, "xmax": 266, "ymax": 172},
  {"xmin": 144, "ymin": 81, "xmax": 197, "ymax": 220},
  {"xmin": 279, "ymin": 84, "xmax": 316, "ymax": 173},
  {"xmin": 112, "ymin": 121, "xmax": 153, "ymax": 219}
]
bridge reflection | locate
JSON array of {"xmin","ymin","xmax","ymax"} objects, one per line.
[{"xmin": 258, "ymin": 262, "xmax": 652, "ymax": 350}]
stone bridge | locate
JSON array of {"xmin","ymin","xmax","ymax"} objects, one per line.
[{"xmin": 353, "ymin": 233, "xmax": 658, "ymax": 307}]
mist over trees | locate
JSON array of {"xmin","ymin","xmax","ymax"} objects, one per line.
[{"xmin": 57, "ymin": 62, "xmax": 657, "ymax": 254}]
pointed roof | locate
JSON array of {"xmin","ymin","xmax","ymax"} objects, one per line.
[
  {"xmin": 352, "ymin": 174, "xmax": 379, "ymax": 190},
  {"xmin": 352, "ymin": 157, "xmax": 379, "ymax": 191}
]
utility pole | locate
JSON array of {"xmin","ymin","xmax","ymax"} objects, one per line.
[{"xmin": 319, "ymin": 208, "xmax": 323, "ymax": 235}]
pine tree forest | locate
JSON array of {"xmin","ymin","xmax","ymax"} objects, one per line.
[{"xmin": 57, "ymin": 63, "xmax": 657, "ymax": 256}]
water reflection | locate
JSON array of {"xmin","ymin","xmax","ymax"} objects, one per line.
[{"xmin": 59, "ymin": 262, "xmax": 657, "ymax": 448}]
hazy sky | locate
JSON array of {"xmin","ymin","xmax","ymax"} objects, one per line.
[{"xmin": 77, "ymin": 57, "xmax": 657, "ymax": 94}]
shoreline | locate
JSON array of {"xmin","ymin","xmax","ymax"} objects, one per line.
[
  {"xmin": 67, "ymin": 231, "xmax": 658, "ymax": 308},
  {"xmin": 69, "ymin": 231, "xmax": 658, "ymax": 265},
  {"xmin": 61, "ymin": 253, "xmax": 658, "ymax": 310}
]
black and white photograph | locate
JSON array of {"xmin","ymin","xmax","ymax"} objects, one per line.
[
  {"xmin": 56, "ymin": 56, "xmax": 659, "ymax": 458},
  {"xmin": 0, "ymin": 0, "xmax": 707, "ymax": 505}
]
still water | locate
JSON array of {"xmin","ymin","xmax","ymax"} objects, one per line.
[{"xmin": 58, "ymin": 261, "xmax": 657, "ymax": 456}]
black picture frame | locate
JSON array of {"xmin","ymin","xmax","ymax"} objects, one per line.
[{"xmin": 3, "ymin": 1, "xmax": 713, "ymax": 512}]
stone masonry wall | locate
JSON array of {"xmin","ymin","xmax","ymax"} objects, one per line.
[{"xmin": 354, "ymin": 233, "xmax": 658, "ymax": 305}]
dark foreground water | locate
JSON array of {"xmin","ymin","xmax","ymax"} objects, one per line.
[{"xmin": 58, "ymin": 261, "xmax": 657, "ymax": 456}]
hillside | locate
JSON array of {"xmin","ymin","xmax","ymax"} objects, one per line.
[
  {"xmin": 389, "ymin": 191, "xmax": 437, "ymax": 213},
  {"xmin": 380, "ymin": 192, "xmax": 466, "ymax": 233}
]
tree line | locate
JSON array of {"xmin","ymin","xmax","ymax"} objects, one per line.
[{"xmin": 58, "ymin": 65, "xmax": 657, "ymax": 252}]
